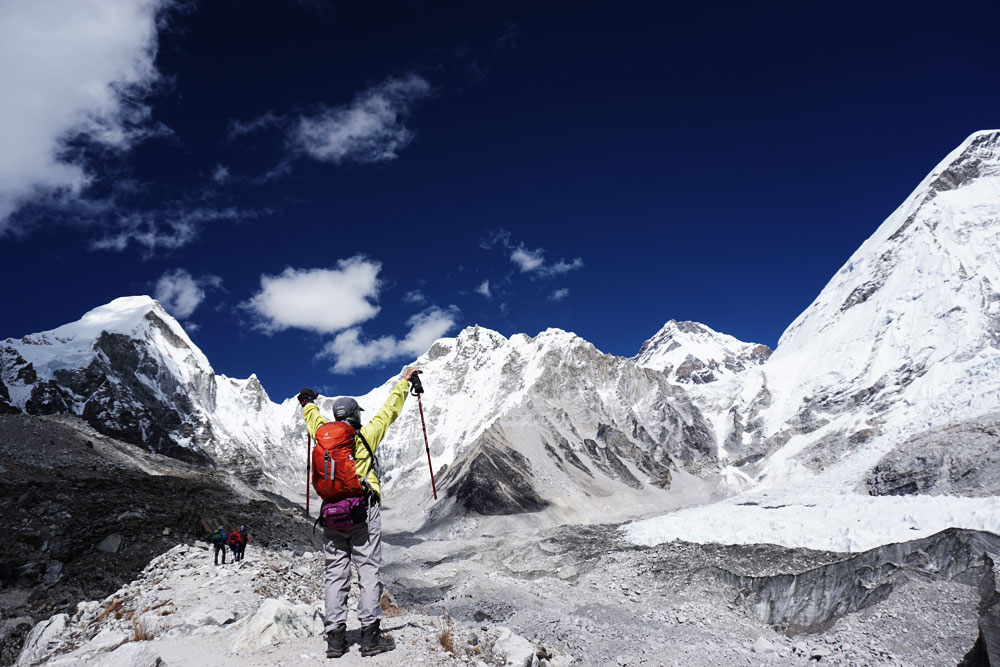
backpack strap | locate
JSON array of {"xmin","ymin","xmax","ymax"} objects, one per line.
[{"xmin": 355, "ymin": 431, "xmax": 382, "ymax": 483}]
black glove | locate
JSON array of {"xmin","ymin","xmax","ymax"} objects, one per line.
[{"xmin": 298, "ymin": 388, "xmax": 318, "ymax": 406}]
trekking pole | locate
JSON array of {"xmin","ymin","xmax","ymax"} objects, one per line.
[
  {"xmin": 305, "ymin": 432, "xmax": 312, "ymax": 515},
  {"xmin": 409, "ymin": 371, "xmax": 437, "ymax": 500}
]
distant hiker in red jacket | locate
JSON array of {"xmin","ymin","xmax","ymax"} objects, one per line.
[
  {"xmin": 227, "ymin": 528, "xmax": 243, "ymax": 562},
  {"xmin": 298, "ymin": 367, "xmax": 417, "ymax": 659}
]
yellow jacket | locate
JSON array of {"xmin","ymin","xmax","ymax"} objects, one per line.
[{"xmin": 302, "ymin": 378, "xmax": 410, "ymax": 499}]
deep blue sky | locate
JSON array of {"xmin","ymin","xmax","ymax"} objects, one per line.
[{"xmin": 2, "ymin": 0, "xmax": 999, "ymax": 399}]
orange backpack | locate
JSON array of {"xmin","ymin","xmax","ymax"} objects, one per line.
[{"xmin": 312, "ymin": 421, "xmax": 365, "ymax": 502}]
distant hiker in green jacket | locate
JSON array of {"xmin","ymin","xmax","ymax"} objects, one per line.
[
  {"xmin": 210, "ymin": 527, "xmax": 227, "ymax": 565},
  {"xmin": 298, "ymin": 368, "xmax": 416, "ymax": 659}
]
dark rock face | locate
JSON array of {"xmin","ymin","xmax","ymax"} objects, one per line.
[
  {"xmin": 582, "ymin": 437, "xmax": 642, "ymax": 489},
  {"xmin": 0, "ymin": 413, "xmax": 319, "ymax": 665},
  {"xmin": 717, "ymin": 528, "xmax": 1000, "ymax": 635},
  {"xmin": 0, "ymin": 379, "xmax": 18, "ymax": 415},
  {"xmin": 596, "ymin": 423, "xmax": 672, "ymax": 489},
  {"xmin": 4, "ymin": 331, "xmax": 213, "ymax": 466},
  {"xmin": 442, "ymin": 435, "xmax": 549, "ymax": 516},
  {"xmin": 866, "ymin": 412, "xmax": 1000, "ymax": 497}
]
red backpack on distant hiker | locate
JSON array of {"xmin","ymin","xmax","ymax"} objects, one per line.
[
  {"xmin": 228, "ymin": 531, "xmax": 242, "ymax": 547},
  {"xmin": 312, "ymin": 421, "xmax": 366, "ymax": 502}
]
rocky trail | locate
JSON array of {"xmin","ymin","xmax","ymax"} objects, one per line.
[
  {"xmin": 4, "ymin": 415, "xmax": 999, "ymax": 666},
  {"xmin": 13, "ymin": 521, "xmax": 997, "ymax": 666}
]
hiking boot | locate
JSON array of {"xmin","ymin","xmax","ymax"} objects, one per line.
[
  {"xmin": 359, "ymin": 619, "xmax": 395, "ymax": 657},
  {"xmin": 326, "ymin": 624, "xmax": 347, "ymax": 658}
]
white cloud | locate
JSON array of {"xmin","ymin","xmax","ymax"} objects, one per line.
[
  {"xmin": 154, "ymin": 268, "xmax": 222, "ymax": 319},
  {"xmin": 247, "ymin": 256, "xmax": 382, "ymax": 334},
  {"xmin": 324, "ymin": 306, "xmax": 458, "ymax": 373},
  {"xmin": 0, "ymin": 0, "xmax": 169, "ymax": 231},
  {"xmin": 510, "ymin": 247, "xmax": 545, "ymax": 272},
  {"xmin": 291, "ymin": 74, "xmax": 432, "ymax": 164},
  {"xmin": 549, "ymin": 288, "xmax": 570, "ymax": 301},
  {"xmin": 475, "ymin": 280, "xmax": 492, "ymax": 298}
]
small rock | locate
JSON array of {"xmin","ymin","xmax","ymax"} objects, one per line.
[
  {"xmin": 96, "ymin": 534, "xmax": 123, "ymax": 554},
  {"xmin": 208, "ymin": 609, "xmax": 236, "ymax": 625},
  {"xmin": 811, "ymin": 646, "xmax": 832, "ymax": 659},
  {"xmin": 752, "ymin": 637, "xmax": 779, "ymax": 654}
]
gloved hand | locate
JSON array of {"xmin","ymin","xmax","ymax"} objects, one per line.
[{"xmin": 297, "ymin": 388, "xmax": 318, "ymax": 406}]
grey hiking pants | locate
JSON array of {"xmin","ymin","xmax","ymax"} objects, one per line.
[{"xmin": 322, "ymin": 500, "xmax": 384, "ymax": 631}]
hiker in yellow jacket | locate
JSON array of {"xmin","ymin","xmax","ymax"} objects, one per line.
[{"xmin": 297, "ymin": 367, "xmax": 416, "ymax": 659}]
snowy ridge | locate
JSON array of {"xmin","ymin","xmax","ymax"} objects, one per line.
[
  {"xmin": 634, "ymin": 319, "xmax": 771, "ymax": 384},
  {"xmin": 350, "ymin": 325, "xmax": 716, "ymax": 532}
]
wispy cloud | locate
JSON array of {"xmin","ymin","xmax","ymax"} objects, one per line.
[
  {"xmin": 227, "ymin": 111, "xmax": 283, "ymax": 140},
  {"xmin": 0, "ymin": 0, "xmax": 172, "ymax": 232},
  {"xmin": 479, "ymin": 229, "xmax": 512, "ymax": 250},
  {"xmin": 481, "ymin": 228, "xmax": 584, "ymax": 278},
  {"xmin": 211, "ymin": 164, "xmax": 230, "ymax": 183},
  {"xmin": 403, "ymin": 289, "xmax": 428, "ymax": 305},
  {"xmin": 229, "ymin": 74, "xmax": 432, "ymax": 175},
  {"xmin": 90, "ymin": 205, "xmax": 267, "ymax": 255},
  {"xmin": 322, "ymin": 306, "xmax": 458, "ymax": 373},
  {"xmin": 154, "ymin": 268, "xmax": 223, "ymax": 319},
  {"xmin": 511, "ymin": 246, "xmax": 583, "ymax": 276},
  {"xmin": 548, "ymin": 288, "xmax": 570, "ymax": 302},
  {"xmin": 293, "ymin": 74, "xmax": 431, "ymax": 164},
  {"xmin": 475, "ymin": 280, "xmax": 492, "ymax": 298},
  {"xmin": 247, "ymin": 256, "xmax": 382, "ymax": 334}
]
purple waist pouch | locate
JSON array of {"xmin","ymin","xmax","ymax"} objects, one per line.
[{"xmin": 321, "ymin": 497, "xmax": 368, "ymax": 531}]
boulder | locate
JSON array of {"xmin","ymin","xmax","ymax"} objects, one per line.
[
  {"xmin": 93, "ymin": 643, "xmax": 164, "ymax": 667},
  {"xmin": 88, "ymin": 629, "xmax": 129, "ymax": 652},
  {"xmin": 230, "ymin": 598, "xmax": 323, "ymax": 653},
  {"xmin": 494, "ymin": 626, "xmax": 538, "ymax": 667},
  {"xmin": 752, "ymin": 637, "xmax": 779, "ymax": 653},
  {"xmin": 16, "ymin": 613, "xmax": 68, "ymax": 666}
]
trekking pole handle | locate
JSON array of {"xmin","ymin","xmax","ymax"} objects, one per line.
[{"xmin": 409, "ymin": 369, "xmax": 424, "ymax": 396}]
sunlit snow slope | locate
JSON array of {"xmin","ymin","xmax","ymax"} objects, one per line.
[{"xmin": 626, "ymin": 130, "xmax": 1000, "ymax": 551}]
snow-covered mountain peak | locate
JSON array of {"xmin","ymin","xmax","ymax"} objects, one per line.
[
  {"xmin": 634, "ymin": 319, "xmax": 771, "ymax": 384},
  {"xmin": 773, "ymin": 129, "xmax": 1000, "ymax": 369},
  {"xmin": 705, "ymin": 130, "xmax": 1000, "ymax": 494},
  {"xmin": 8, "ymin": 295, "xmax": 212, "ymax": 380}
]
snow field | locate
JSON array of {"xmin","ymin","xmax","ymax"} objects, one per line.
[{"xmin": 622, "ymin": 491, "xmax": 1000, "ymax": 553}]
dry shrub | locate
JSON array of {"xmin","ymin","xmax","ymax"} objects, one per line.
[
  {"xmin": 131, "ymin": 616, "xmax": 156, "ymax": 641},
  {"xmin": 95, "ymin": 599, "xmax": 123, "ymax": 623},
  {"xmin": 380, "ymin": 589, "xmax": 403, "ymax": 617},
  {"xmin": 439, "ymin": 626, "xmax": 454, "ymax": 656}
]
